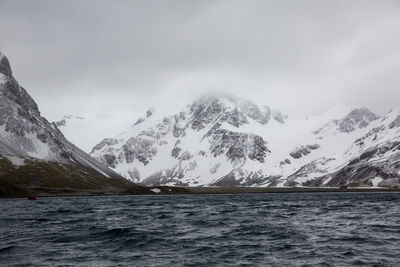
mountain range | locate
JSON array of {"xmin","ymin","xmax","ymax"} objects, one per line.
[
  {"xmin": 2, "ymin": 50, "xmax": 400, "ymax": 193},
  {"xmin": 88, "ymin": 94, "xmax": 400, "ymax": 188}
]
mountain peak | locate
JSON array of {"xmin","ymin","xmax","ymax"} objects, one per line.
[
  {"xmin": 189, "ymin": 93, "xmax": 285, "ymax": 126},
  {"xmin": 190, "ymin": 93, "xmax": 241, "ymax": 108},
  {"xmin": 192, "ymin": 93, "xmax": 265, "ymax": 109},
  {"xmin": 313, "ymin": 106, "xmax": 379, "ymax": 135},
  {"xmin": 1, "ymin": 53, "xmax": 113, "ymax": 167},
  {"xmin": 0, "ymin": 51, "xmax": 12, "ymax": 77},
  {"xmin": 337, "ymin": 107, "xmax": 378, "ymax": 133}
]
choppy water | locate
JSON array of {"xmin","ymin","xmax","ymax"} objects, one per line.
[{"xmin": 1, "ymin": 193, "xmax": 400, "ymax": 266}]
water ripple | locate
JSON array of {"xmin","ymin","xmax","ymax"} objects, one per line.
[{"xmin": 1, "ymin": 193, "xmax": 400, "ymax": 266}]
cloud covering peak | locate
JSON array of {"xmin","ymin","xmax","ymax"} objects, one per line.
[{"xmin": 1, "ymin": 0, "xmax": 400, "ymax": 135}]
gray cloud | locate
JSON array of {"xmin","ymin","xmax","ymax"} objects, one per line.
[{"xmin": 1, "ymin": 0, "xmax": 400, "ymax": 133}]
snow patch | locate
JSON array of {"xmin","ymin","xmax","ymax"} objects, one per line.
[
  {"xmin": 322, "ymin": 176, "xmax": 333, "ymax": 185},
  {"xmin": 0, "ymin": 73, "xmax": 7, "ymax": 84},
  {"xmin": 6, "ymin": 156, "xmax": 25, "ymax": 167},
  {"xmin": 25, "ymin": 133, "xmax": 50, "ymax": 159},
  {"xmin": 371, "ymin": 177, "xmax": 383, "ymax": 187},
  {"xmin": 151, "ymin": 188, "xmax": 161, "ymax": 193}
]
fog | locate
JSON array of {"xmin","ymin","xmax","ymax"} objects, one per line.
[{"xmin": 1, "ymin": 0, "xmax": 400, "ymax": 150}]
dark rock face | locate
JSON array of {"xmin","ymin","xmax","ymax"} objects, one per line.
[
  {"xmin": 134, "ymin": 107, "xmax": 155, "ymax": 126},
  {"xmin": 338, "ymin": 108, "xmax": 379, "ymax": 133},
  {"xmin": 178, "ymin": 151, "xmax": 192, "ymax": 161},
  {"xmin": 210, "ymin": 129, "xmax": 269, "ymax": 164},
  {"xmin": 55, "ymin": 119, "xmax": 66, "ymax": 127},
  {"xmin": 123, "ymin": 137, "xmax": 158, "ymax": 165},
  {"xmin": 0, "ymin": 55, "xmax": 12, "ymax": 76},
  {"xmin": 322, "ymin": 165, "xmax": 394, "ymax": 187},
  {"xmin": 280, "ymin": 158, "xmax": 291, "ymax": 165},
  {"xmin": 290, "ymin": 144, "xmax": 320, "ymax": 159},
  {"xmin": 272, "ymin": 111, "xmax": 286, "ymax": 124},
  {"xmin": 314, "ymin": 108, "xmax": 379, "ymax": 135},
  {"xmin": 389, "ymin": 115, "xmax": 400, "ymax": 129},
  {"xmin": 238, "ymin": 100, "xmax": 270, "ymax": 125},
  {"xmin": 248, "ymin": 136, "xmax": 269, "ymax": 162},
  {"xmin": 171, "ymin": 145, "xmax": 182, "ymax": 158},
  {"xmin": 221, "ymin": 108, "xmax": 249, "ymax": 127},
  {"xmin": 103, "ymin": 154, "xmax": 117, "ymax": 168},
  {"xmin": 91, "ymin": 138, "xmax": 118, "ymax": 154},
  {"xmin": 146, "ymin": 108, "xmax": 154, "ymax": 117},
  {"xmin": 190, "ymin": 99, "xmax": 224, "ymax": 131}
]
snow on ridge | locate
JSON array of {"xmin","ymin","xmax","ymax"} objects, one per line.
[
  {"xmin": 306, "ymin": 105, "xmax": 360, "ymax": 124},
  {"xmin": 382, "ymin": 108, "xmax": 400, "ymax": 122}
]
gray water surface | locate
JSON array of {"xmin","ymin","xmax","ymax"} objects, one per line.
[{"xmin": 1, "ymin": 193, "xmax": 400, "ymax": 266}]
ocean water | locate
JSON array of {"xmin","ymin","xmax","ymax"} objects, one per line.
[{"xmin": 1, "ymin": 193, "xmax": 400, "ymax": 266}]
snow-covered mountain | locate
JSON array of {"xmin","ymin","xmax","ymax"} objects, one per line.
[
  {"xmin": 91, "ymin": 93, "xmax": 400, "ymax": 188},
  {"xmin": 0, "ymin": 51, "xmax": 147, "ymax": 196},
  {"xmin": 305, "ymin": 109, "xmax": 400, "ymax": 187}
]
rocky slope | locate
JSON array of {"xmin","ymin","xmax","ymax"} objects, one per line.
[
  {"xmin": 0, "ymin": 51, "xmax": 151, "ymax": 197},
  {"xmin": 305, "ymin": 109, "xmax": 400, "ymax": 188},
  {"xmin": 91, "ymin": 93, "xmax": 400, "ymax": 188}
]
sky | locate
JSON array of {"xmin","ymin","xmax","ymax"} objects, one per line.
[{"xmin": 1, "ymin": 0, "xmax": 400, "ymax": 151}]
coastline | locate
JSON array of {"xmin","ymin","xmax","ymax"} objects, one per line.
[{"xmin": 1, "ymin": 186, "xmax": 400, "ymax": 199}]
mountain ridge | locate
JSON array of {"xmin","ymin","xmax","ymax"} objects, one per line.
[
  {"xmin": 0, "ymin": 52, "xmax": 153, "ymax": 197},
  {"xmin": 90, "ymin": 93, "xmax": 400, "ymax": 188}
]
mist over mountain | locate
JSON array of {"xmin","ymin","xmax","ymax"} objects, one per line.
[
  {"xmin": 2, "ymin": 0, "xmax": 400, "ymax": 135},
  {"xmin": 3, "ymin": 46, "xmax": 400, "ymax": 191}
]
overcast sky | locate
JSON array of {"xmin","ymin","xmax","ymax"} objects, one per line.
[{"xmin": 1, "ymin": 0, "xmax": 400, "ymax": 150}]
